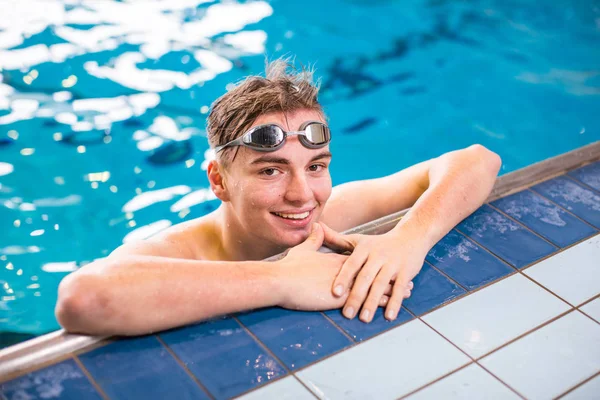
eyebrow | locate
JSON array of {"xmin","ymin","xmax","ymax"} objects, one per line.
[{"xmin": 250, "ymin": 151, "xmax": 332, "ymax": 166}]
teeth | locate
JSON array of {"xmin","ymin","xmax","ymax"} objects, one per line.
[{"xmin": 274, "ymin": 211, "xmax": 310, "ymax": 220}]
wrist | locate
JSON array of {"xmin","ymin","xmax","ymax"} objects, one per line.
[
  {"xmin": 244, "ymin": 260, "xmax": 284, "ymax": 308},
  {"xmin": 390, "ymin": 213, "xmax": 441, "ymax": 254}
]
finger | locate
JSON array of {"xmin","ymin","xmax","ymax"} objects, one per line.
[
  {"xmin": 385, "ymin": 278, "xmax": 410, "ymax": 321},
  {"xmin": 320, "ymin": 222, "xmax": 357, "ymax": 253},
  {"xmin": 383, "ymin": 283, "xmax": 393, "ymax": 296},
  {"xmin": 332, "ymin": 247, "xmax": 368, "ymax": 297},
  {"xmin": 293, "ymin": 223, "xmax": 324, "ymax": 252},
  {"xmin": 408, "ymin": 281, "xmax": 414, "ymax": 290},
  {"xmin": 342, "ymin": 258, "xmax": 383, "ymax": 320},
  {"xmin": 359, "ymin": 268, "xmax": 393, "ymax": 323},
  {"xmin": 378, "ymin": 295, "xmax": 390, "ymax": 307},
  {"xmin": 403, "ymin": 289, "xmax": 412, "ymax": 299}
]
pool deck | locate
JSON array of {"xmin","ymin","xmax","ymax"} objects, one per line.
[{"xmin": 1, "ymin": 142, "xmax": 599, "ymax": 400}]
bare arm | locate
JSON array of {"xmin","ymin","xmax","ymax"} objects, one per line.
[
  {"xmin": 55, "ymin": 223, "xmax": 366, "ymax": 335},
  {"xmin": 55, "ymin": 253, "xmax": 281, "ymax": 336},
  {"xmin": 321, "ymin": 144, "xmax": 501, "ymax": 233}
]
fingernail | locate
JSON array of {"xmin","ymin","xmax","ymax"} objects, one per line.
[
  {"xmin": 343, "ymin": 306, "xmax": 354, "ymax": 319},
  {"xmin": 385, "ymin": 309, "xmax": 395, "ymax": 320},
  {"xmin": 333, "ymin": 285, "xmax": 343, "ymax": 296},
  {"xmin": 360, "ymin": 309, "xmax": 370, "ymax": 322}
]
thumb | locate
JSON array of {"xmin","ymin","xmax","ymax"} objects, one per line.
[
  {"xmin": 295, "ymin": 223, "xmax": 324, "ymax": 251},
  {"xmin": 321, "ymin": 222, "xmax": 356, "ymax": 253}
]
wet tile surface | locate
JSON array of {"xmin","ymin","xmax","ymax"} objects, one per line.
[
  {"xmin": 237, "ymin": 308, "xmax": 353, "ymax": 371},
  {"xmin": 1, "ymin": 359, "xmax": 102, "ymax": 400},
  {"xmin": 296, "ymin": 319, "xmax": 470, "ymax": 399},
  {"xmin": 491, "ymin": 189, "xmax": 597, "ymax": 247},
  {"xmin": 524, "ymin": 235, "xmax": 600, "ymax": 306},
  {"xmin": 423, "ymin": 274, "xmax": 570, "ymax": 358},
  {"xmin": 426, "ymin": 230, "xmax": 516, "ymax": 290},
  {"xmin": 402, "ymin": 263, "xmax": 467, "ymax": 315},
  {"xmin": 79, "ymin": 335, "xmax": 210, "ymax": 400},
  {"xmin": 568, "ymin": 161, "xmax": 600, "ymax": 192},
  {"xmin": 457, "ymin": 204, "xmax": 558, "ymax": 268},
  {"xmin": 531, "ymin": 176, "xmax": 600, "ymax": 228},
  {"xmin": 159, "ymin": 317, "xmax": 285, "ymax": 400},
  {"xmin": 407, "ymin": 364, "xmax": 519, "ymax": 399},
  {"xmin": 480, "ymin": 311, "xmax": 600, "ymax": 399},
  {"xmin": 324, "ymin": 306, "xmax": 413, "ymax": 342}
]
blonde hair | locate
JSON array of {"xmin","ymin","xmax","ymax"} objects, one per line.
[{"xmin": 206, "ymin": 57, "xmax": 325, "ymax": 165}]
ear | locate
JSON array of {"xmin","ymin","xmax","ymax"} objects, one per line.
[{"xmin": 207, "ymin": 160, "xmax": 230, "ymax": 202}]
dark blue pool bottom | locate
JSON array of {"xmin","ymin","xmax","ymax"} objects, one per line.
[{"xmin": 2, "ymin": 161, "xmax": 599, "ymax": 400}]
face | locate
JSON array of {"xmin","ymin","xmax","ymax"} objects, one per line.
[{"xmin": 218, "ymin": 109, "xmax": 332, "ymax": 249}]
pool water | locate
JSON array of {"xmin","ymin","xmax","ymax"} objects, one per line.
[{"xmin": 0, "ymin": 0, "xmax": 599, "ymax": 346}]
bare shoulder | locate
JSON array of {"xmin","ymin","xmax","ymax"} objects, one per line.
[{"xmin": 110, "ymin": 213, "xmax": 219, "ymax": 261}]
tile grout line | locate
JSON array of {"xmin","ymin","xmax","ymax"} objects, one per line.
[
  {"xmin": 423, "ymin": 258, "xmax": 470, "ymax": 293},
  {"xmin": 229, "ymin": 316, "xmax": 320, "ymax": 400},
  {"xmin": 577, "ymin": 293, "xmax": 600, "ymax": 309},
  {"xmin": 396, "ymin": 362, "xmax": 475, "ymax": 399},
  {"xmin": 474, "ymin": 308, "xmax": 575, "ymax": 361},
  {"xmin": 153, "ymin": 335, "xmax": 216, "ymax": 400},
  {"xmin": 524, "ymin": 188, "xmax": 600, "ymax": 232},
  {"xmin": 575, "ymin": 293, "xmax": 600, "ymax": 325},
  {"xmin": 554, "ymin": 370, "xmax": 600, "ymax": 399},
  {"xmin": 72, "ymin": 356, "xmax": 111, "ymax": 400},
  {"xmin": 396, "ymin": 309, "xmax": 526, "ymax": 400}
]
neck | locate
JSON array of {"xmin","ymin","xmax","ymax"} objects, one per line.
[{"xmin": 214, "ymin": 204, "xmax": 286, "ymax": 262}]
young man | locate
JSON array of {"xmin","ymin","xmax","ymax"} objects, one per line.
[{"xmin": 56, "ymin": 60, "xmax": 501, "ymax": 336}]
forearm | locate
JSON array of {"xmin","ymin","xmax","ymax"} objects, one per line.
[
  {"xmin": 55, "ymin": 256, "xmax": 281, "ymax": 336},
  {"xmin": 392, "ymin": 145, "xmax": 501, "ymax": 249}
]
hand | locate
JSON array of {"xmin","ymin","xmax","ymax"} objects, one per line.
[
  {"xmin": 276, "ymin": 223, "xmax": 393, "ymax": 312},
  {"xmin": 321, "ymin": 223, "xmax": 426, "ymax": 323}
]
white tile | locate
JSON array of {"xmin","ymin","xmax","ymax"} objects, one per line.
[
  {"xmin": 561, "ymin": 374, "xmax": 600, "ymax": 400},
  {"xmin": 481, "ymin": 311, "xmax": 600, "ymax": 399},
  {"xmin": 236, "ymin": 376, "xmax": 314, "ymax": 400},
  {"xmin": 407, "ymin": 364, "xmax": 519, "ymax": 400},
  {"xmin": 524, "ymin": 235, "xmax": 600, "ymax": 306},
  {"xmin": 580, "ymin": 297, "xmax": 600, "ymax": 323},
  {"xmin": 423, "ymin": 274, "xmax": 569, "ymax": 358},
  {"xmin": 296, "ymin": 319, "xmax": 470, "ymax": 400}
]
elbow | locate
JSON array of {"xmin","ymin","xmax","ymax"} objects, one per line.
[
  {"xmin": 55, "ymin": 271, "xmax": 113, "ymax": 335},
  {"xmin": 468, "ymin": 144, "xmax": 502, "ymax": 176}
]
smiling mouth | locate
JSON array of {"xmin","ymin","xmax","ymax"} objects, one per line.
[{"xmin": 271, "ymin": 210, "xmax": 311, "ymax": 220}]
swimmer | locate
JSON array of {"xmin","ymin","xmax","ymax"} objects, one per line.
[{"xmin": 56, "ymin": 58, "xmax": 501, "ymax": 336}]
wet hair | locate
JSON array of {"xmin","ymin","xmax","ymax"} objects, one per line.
[{"xmin": 206, "ymin": 57, "xmax": 325, "ymax": 165}]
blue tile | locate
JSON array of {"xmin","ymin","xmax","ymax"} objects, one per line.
[
  {"xmin": 402, "ymin": 263, "xmax": 467, "ymax": 315},
  {"xmin": 160, "ymin": 317, "xmax": 286, "ymax": 400},
  {"xmin": 491, "ymin": 190, "xmax": 597, "ymax": 248},
  {"xmin": 324, "ymin": 306, "xmax": 413, "ymax": 342},
  {"xmin": 427, "ymin": 230, "xmax": 516, "ymax": 290},
  {"xmin": 457, "ymin": 205, "xmax": 558, "ymax": 268},
  {"xmin": 237, "ymin": 308, "xmax": 353, "ymax": 370},
  {"xmin": 79, "ymin": 335, "xmax": 209, "ymax": 400},
  {"xmin": 531, "ymin": 176, "xmax": 600, "ymax": 228},
  {"xmin": 568, "ymin": 161, "xmax": 600, "ymax": 192},
  {"xmin": 1, "ymin": 359, "xmax": 102, "ymax": 400}
]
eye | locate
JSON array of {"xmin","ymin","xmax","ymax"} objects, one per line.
[
  {"xmin": 260, "ymin": 168, "xmax": 280, "ymax": 176},
  {"xmin": 308, "ymin": 163, "xmax": 326, "ymax": 172}
]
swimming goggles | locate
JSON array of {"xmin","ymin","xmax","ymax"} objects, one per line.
[{"xmin": 214, "ymin": 121, "xmax": 331, "ymax": 153}]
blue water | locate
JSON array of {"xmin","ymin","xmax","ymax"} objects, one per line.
[{"xmin": 1, "ymin": 0, "xmax": 599, "ymax": 346}]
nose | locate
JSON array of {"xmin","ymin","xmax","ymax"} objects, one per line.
[{"xmin": 284, "ymin": 171, "xmax": 313, "ymax": 204}]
